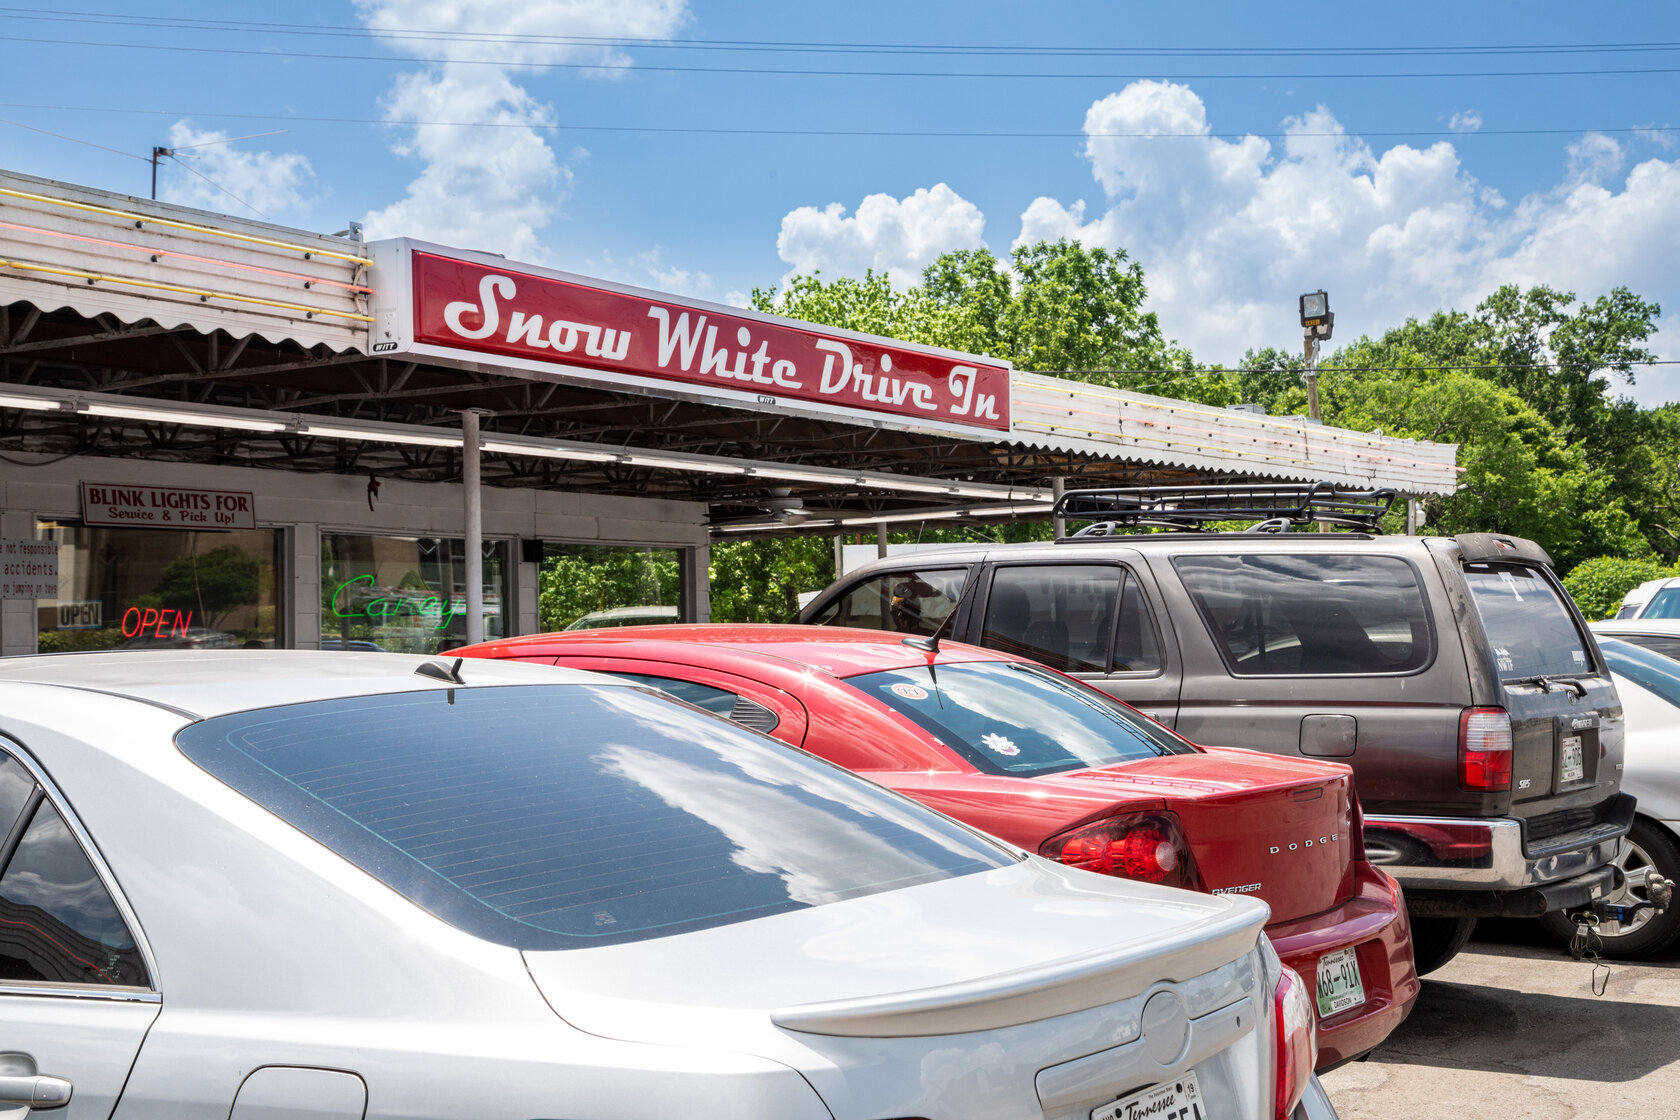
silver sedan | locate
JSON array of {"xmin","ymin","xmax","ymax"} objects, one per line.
[{"xmin": 0, "ymin": 651, "xmax": 1331, "ymax": 1120}]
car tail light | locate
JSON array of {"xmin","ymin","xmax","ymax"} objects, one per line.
[
  {"xmin": 1458, "ymin": 707, "xmax": 1512, "ymax": 792},
  {"xmin": 1039, "ymin": 812, "xmax": 1200, "ymax": 889},
  {"xmin": 1260, "ymin": 938, "xmax": 1316, "ymax": 1120}
]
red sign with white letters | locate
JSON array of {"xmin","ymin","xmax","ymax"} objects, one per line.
[{"xmin": 409, "ymin": 252, "xmax": 1011, "ymax": 432}]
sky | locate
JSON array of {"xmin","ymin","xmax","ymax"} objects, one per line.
[{"xmin": 2, "ymin": 2, "xmax": 1678, "ymax": 404}]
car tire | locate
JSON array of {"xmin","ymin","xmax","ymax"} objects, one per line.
[
  {"xmin": 1538, "ymin": 818, "xmax": 1680, "ymax": 959},
  {"xmin": 1408, "ymin": 914, "xmax": 1477, "ymax": 976}
]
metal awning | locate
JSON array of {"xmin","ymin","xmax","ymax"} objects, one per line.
[{"xmin": 0, "ymin": 166, "xmax": 1460, "ymax": 537}]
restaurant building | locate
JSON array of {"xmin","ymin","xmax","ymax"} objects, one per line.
[{"xmin": 0, "ymin": 168, "xmax": 1460, "ymax": 656}]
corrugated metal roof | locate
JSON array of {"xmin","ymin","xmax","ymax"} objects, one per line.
[
  {"xmin": 0, "ymin": 168, "xmax": 368, "ymax": 353},
  {"xmin": 0, "ymin": 168, "xmax": 1459, "ymax": 496},
  {"xmin": 1010, "ymin": 372, "xmax": 1460, "ymax": 495}
]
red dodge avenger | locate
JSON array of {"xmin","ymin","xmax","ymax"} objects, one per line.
[{"xmin": 461, "ymin": 624, "xmax": 1419, "ymax": 1069}]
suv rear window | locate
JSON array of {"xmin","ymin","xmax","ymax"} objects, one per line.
[
  {"xmin": 846, "ymin": 661, "xmax": 1194, "ymax": 776},
  {"xmin": 176, "ymin": 685, "xmax": 1010, "ymax": 949},
  {"xmin": 1462, "ymin": 564, "xmax": 1592, "ymax": 681},
  {"xmin": 1174, "ymin": 554, "xmax": 1433, "ymax": 676}
]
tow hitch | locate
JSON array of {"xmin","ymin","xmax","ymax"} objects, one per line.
[
  {"xmin": 1589, "ymin": 866, "xmax": 1676, "ymax": 925},
  {"xmin": 1567, "ymin": 869, "xmax": 1674, "ymax": 994}
]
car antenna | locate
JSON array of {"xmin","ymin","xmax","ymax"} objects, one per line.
[
  {"xmin": 415, "ymin": 658, "xmax": 465, "ymax": 684},
  {"xmin": 902, "ymin": 581, "xmax": 967, "ymax": 654}
]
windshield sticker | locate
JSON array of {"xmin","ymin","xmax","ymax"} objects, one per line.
[
  {"xmin": 1498, "ymin": 571, "xmax": 1525, "ymax": 601},
  {"xmin": 980, "ymin": 731, "xmax": 1021, "ymax": 756},
  {"xmin": 1572, "ymin": 649, "xmax": 1587, "ymax": 665},
  {"xmin": 890, "ymin": 683, "xmax": 929, "ymax": 700},
  {"xmin": 1495, "ymin": 647, "xmax": 1515, "ymax": 673}
]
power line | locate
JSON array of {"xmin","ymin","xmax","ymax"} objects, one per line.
[
  {"xmin": 0, "ymin": 116, "xmax": 149, "ymax": 162},
  {"xmin": 0, "ymin": 8, "xmax": 1675, "ymax": 60},
  {"xmin": 1056, "ymin": 360, "xmax": 1680, "ymax": 398},
  {"xmin": 164, "ymin": 152, "xmax": 268, "ymax": 219},
  {"xmin": 3, "ymin": 33, "xmax": 1678, "ymax": 80},
  {"xmin": 1040, "ymin": 360, "xmax": 1680, "ymax": 375},
  {"xmin": 1, "ymin": 102, "xmax": 1673, "ymax": 143}
]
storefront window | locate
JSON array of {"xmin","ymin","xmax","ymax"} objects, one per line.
[
  {"xmin": 35, "ymin": 522, "xmax": 281, "ymax": 652},
  {"xmin": 540, "ymin": 544, "xmax": 682, "ymax": 631},
  {"xmin": 321, "ymin": 534, "xmax": 508, "ymax": 654}
]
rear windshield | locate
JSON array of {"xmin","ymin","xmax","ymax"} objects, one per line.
[
  {"xmin": 1598, "ymin": 638, "xmax": 1680, "ymax": 706},
  {"xmin": 845, "ymin": 661, "xmax": 1194, "ymax": 777},
  {"xmin": 175, "ymin": 685, "xmax": 1010, "ymax": 949},
  {"xmin": 1641, "ymin": 587, "xmax": 1680, "ymax": 619},
  {"xmin": 1463, "ymin": 564, "xmax": 1592, "ymax": 682},
  {"xmin": 1173, "ymin": 554, "xmax": 1434, "ymax": 675}
]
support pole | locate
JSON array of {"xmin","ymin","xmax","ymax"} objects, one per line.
[
  {"xmin": 833, "ymin": 534, "xmax": 846, "ymax": 581},
  {"xmin": 462, "ymin": 409, "xmax": 485, "ymax": 646},
  {"xmin": 876, "ymin": 523, "xmax": 889, "ymax": 560},
  {"xmin": 1052, "ymin": 476, "xmax": 1067, "ymax": 541},
  {"xmin": 1303, "ymin": 334, "xmax": 1322, "ymax": 425}
]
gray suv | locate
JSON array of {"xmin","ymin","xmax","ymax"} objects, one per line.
[{"xmin": 798, "ymin": 485, "xmax": 1636, "ymax": 973}]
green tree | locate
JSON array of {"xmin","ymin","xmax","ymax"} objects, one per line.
[
  {"xmin": 708, "ymin": 537, "xmax": 835, "ymax": 623},
  {"xmin": 1320, "ymin": 285, "xmax": 1670, "ymax": 563},
  {"xmin": 1562, "ymin": 556, "xmax": 1677, "ymax": 621},
  {"xmin": 755, "ymin": 240, "xmax": 1225, "ymax": 398},
  {"xmin": 1322, "ymin": 369, "xmax": 1650, "ymax": 572},
  {"xmin": 150, "ymin": 544, "xmax": 261, "ymax": 629},
  {"xmin": 539, "ymin": 547, "xmax": 680, "ymax": 630}
]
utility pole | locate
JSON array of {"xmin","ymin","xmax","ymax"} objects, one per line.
[
  {"xmin": 1298, "ymin": 289, "xmax": 1333, "ymax": 426},
  {"xmin": 1304, "ymin": 333, "xmax": 1321, "ymax": 424},
  {"xmin": 150, "ymin": 147, "xmax": 172, "ymax": 200}
]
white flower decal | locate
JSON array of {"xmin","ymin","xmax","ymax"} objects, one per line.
[{"xmin": 980, "ymin": 732, "xmax": 1020, "ymax": 756}]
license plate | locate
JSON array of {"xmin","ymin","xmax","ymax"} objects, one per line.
[
  {"xmin": 1561, "ymin": 736, "xmax": 1584, "ymax": 783},
  {"xmin": 1315, "ymin": 946, "xmax": 1366, "ymax": 1018},
  {"xmin": 1091, "ymin": 1071, "xmax": 1207, "ymax": 1120}
]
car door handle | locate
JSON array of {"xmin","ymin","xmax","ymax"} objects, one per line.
[{"xmin": 0, "ymin": 1073, "xmax": 72, "ymax": 1109}]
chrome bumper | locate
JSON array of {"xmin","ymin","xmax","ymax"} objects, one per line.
[{"xmin": 1364, "ymin": 795, "xmax": 1634, "ymax": 891}]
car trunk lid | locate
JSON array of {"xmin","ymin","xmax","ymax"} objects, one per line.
[
  {"xmin": 1052, "ymin": 749, "xmax": 1356, "ymax": 924},
  {"xmin": 521, "ymin": 858, "xmax": 1265, "ymax": 1056}
]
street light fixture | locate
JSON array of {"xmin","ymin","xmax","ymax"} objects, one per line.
[{"xmin": 1299, "ymin": 289, "xmax": 1333, "ymax": 338}]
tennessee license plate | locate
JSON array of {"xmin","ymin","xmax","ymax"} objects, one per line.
[
  {"xmin": 1561, "ymin": 736, "xmax": 1585, "ymax": 783},
  {"xmin": 1091, "ymin": 1071, "xmax": 1207, "ymax": 1120},
  {"xmin": 1315, "ymin": 946, "xmax": 1366, "ymax": 1018}
]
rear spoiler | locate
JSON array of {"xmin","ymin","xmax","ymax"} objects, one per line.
[
  {"xmin": 1453, "ymin": 532, "xmax": 1553, "ymax": 568},
  {"xmin": 771, "ymin": 901, "xmax": 1263, "ymax": 1037}
]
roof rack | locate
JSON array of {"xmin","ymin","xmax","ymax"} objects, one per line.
[{"xmin": 1055, "ymin": 482, "xmax": 1397, "ymax": 536}]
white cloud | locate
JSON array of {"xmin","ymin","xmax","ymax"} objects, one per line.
[
  {"xmin": 775, "ymin": 183, "xmax": 986, "ymax": 289},
  {"xmin": 1011, "ymin": 80, "xmax": 1680, "ymax": 375},
  {"xmin": 636, "ymin": 247, "xmax": 713, "ymax": 297},
  {"xmin": 1449, "ymin": 110, "xmax": 1483, "ymax": 134},
  {"xmin": 159, "ymin": 123, "xmax": 313, "ymax": 220},
  {"xmin": 1566, "ymin": 132, "xmax": 1625, "ymax": 185},
  {"xmin": 355, "ymin": 0, "xmax": 687, "ymax": 259}
]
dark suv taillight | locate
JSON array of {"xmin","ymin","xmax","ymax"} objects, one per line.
[
  {"xmin": 1458, "ymin": 706, "xmax": 1513, "ymax": 792},
  {"xmin": 1040, "ymin": 811, "xmax": 1200, "ymax": 889}
]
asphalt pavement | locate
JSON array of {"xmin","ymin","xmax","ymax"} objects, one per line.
[{"xmin": 1321, "ymin": 921, "xmax": 1680, "ymax": 1118}]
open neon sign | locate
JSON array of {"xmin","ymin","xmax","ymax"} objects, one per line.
[
  {"xmin": 329, "ymin": 575, "xmax": 460, "ymax": 631},
  {"xmin": 120, "ymin": 607, "xmax": 194, "ymax": 639}
]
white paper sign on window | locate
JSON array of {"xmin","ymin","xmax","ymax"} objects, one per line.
[{"xmin": 1, "ymin": 538, "xmax": 58, "ymax": 599}]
